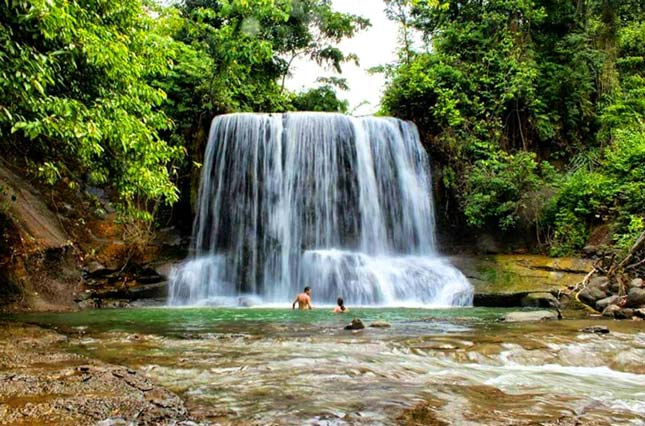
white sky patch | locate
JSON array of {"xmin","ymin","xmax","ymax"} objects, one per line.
[{"xmin": 285, "ymin": 0, "xmax": 401, "ymax": 116}]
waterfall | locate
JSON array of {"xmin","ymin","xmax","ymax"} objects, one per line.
[{"xmin": 169, "ymin": 112, "xmax": 473, "ymax": 306}]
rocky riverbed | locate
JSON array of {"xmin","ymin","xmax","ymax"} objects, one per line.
[
  {"xmin": 0, "ymin": 322, "xmax": 199, "ymax": 426},
  {"xmin": 2, "ymin": 307, "xmax": 643, "ymax": 425}
]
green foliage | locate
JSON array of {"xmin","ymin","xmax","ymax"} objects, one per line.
[
  {"xmin": 464, "ymin": 151, "xmax": 555, "ymax": 231},
  {"xmin": 382, "ymin": 0, "xmax": 644, "ymax": 254},
  {"xmin": 0, "ymin": 0, "xmax": 367, "ymax": 224},
  {"xmin": 548, "ymin": 125, "xmax": 645, "ymax": 254},
  {"xmin": 0, "ymin": 0, "xmax": 182, "ymax": 217},
  {"xmin": 292, "ymin": 85, "xmax": 348, "ymax": 113}
]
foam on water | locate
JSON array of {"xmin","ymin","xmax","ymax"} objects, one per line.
[{"xmin": 169, "ymin": 113, "xmax": 473, "ymax": 306}]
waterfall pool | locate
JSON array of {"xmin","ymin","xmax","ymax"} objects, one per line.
[{"xmin": 5, "ymin": 307, "xmax": 644, "ymax": 425}]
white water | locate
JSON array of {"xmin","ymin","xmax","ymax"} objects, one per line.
[{"xmin": 169, "ymin": 112, "xmax": 473, "ymax": 306}]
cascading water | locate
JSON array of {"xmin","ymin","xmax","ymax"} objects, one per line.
[{"xmin": 169, "ymin": 112, "xmax": 473, "ymax": 306}]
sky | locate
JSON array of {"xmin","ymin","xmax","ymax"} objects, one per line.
[{"xmin": 285, "ymin": 0, "xmax": 401, "ymax": 116}]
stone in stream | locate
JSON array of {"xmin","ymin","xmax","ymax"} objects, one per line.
[
  {"xmin": 595, "ymin": 295, "xmax": 619, "ymax": 312},
  {"xmin": 615, "ymin": 308, "xmax": 634, "ymax": 319},
  {"xmin": 502, "ymin": 310, "xmax": 559, "ymax": 322},
  {"xmin": 345, "ymin": 318, "xmax": 366, "ymax": 330},
  {"xmin": 602, "ymin": 304, "xmax": 622, "ymax": 317},
  {"xmin": 625, "ymin": 287, "xmax": 645, "ymax": 308},
  {"xmin": 578, "ymin": 287, "xmax": 607, "ymax": 307},
  {"xmin": 580, "ymin": 325, "xmax": 610, "ymax": 334},
  {"xmin": 634, "ymin": 308, "xmax": 645, "ymax": 319},
  {"xmin": 602, "ymin": 304, "xmax": 634, "ymax": 319},
  {"xmin": 369, "ymin": 321, "xmax": 391, "ymax": 328}
]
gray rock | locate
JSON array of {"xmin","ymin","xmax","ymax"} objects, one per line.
[
  {"xmin": 595, "ymin": 295, "xmax": 619, "ymax": 311},
  {"xmin": 520, "ymin": 292, "xmax": 559, "ymax": 309},
  {"xmin": 502, "ymin": 310, "xmax": 559, "ymax": 322},
  {"xmin": 588, "ymin": 276, "xmax": 609, "ymax": 290},
  {"xmin": 629, "ymin": 278, "xmax": 643, "ymax": 289},
  {"xmin": 580, "ymin": 326, "xmax": 610, "ymax": 334},
  {"xmin": 369, "ymin": 321, "xmax": 391, "ymax": 328},
  {"xmin": 578, "ymin": 287, "xmax": 607, "ymax": 307},
  {"xmin": 602, "ymin": 304, "xmax": 622, "ymax": 317},
  {"xmin": 625, "ymin": 287, "xmax": 645, "ymax": 308},
  {"xmin": 634, "ymin": 308, "xmax": 645, "ymax": 319},
  {"xmin": 344, "ymin": 318, "xmax": 365, "ymax": 330},
  {"xmin": 615, "ymin": 308, "xmax": 634, "ymax": 319}
]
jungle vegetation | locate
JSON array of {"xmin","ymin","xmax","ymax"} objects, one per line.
[
  {"xmin": 1, "ymin": 0, "xmax": 642, "ymax": 255},
  {"xmin": 382, "ymin": 0, "xmax": 644, "ymax": 254}
]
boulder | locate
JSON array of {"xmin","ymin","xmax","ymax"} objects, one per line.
[
  {"xmin": 625, "ymin": 287, "xmax": 645, "ymax": 308},
  {"xmin": 588, "ymin": 276, "xmax": 609, "ymax": 290},
  {"xmin": 602, "ymin": 304, "xmax": 622, "ymax": 317},
  {"xmin": 615, "ymin": 308, "xmax": 634, "ymax": 320},
  {"xmin": 369, "ymin": 321, "xmax": 391, "ymax": 328},
  {"xmin": 580, "ymin": 326, "xmax": 610, "ymax": 334},
  {"xmin": 502, "ymin": 310, "xmax": 559, "ymax": 322},
  {"xmin": 595, "ymin": 295, "xmax": 619, "ymax": 312},
  {"xmin": 578, "ymin": 287, "xmax": 607, "ymax": 307},
  {"xmin": 520, "ymin": 292, "xmax": 559, "ymax": 309},
  {"xmin": 629, "ymin": 278, "xmax": 643, "ymax": 289},
  {"xmin": 344, "ymin": 318, "xmax": 365, "ymax": 330}
]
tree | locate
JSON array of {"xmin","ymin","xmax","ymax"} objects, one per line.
[
  {"xmin": 0, "ymin": 0, "xmax": 182, "ymax": 219},
  {"xmin": 381, "ymin": 0, "xmax": 644, "ymax": 253}
]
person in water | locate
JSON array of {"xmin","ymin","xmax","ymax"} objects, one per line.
[
  {"xmin": 292, "ymin": 286, "xmax": 313, "ymax": 310},
  {"xmin": 333, "ymin": 297, "xmax": 348, "ymax": 313}
]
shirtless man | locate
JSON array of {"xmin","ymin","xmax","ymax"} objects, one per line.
[{"xmin": 292, "ymin": 286, "xmax": 313, "ymax": 310}]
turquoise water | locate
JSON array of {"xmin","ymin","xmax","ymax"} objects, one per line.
[
  {"xmin": 6, "ymin": 306, "xmax": 506, "ymax": 337},
  {"xmin": 3, "ymin": 307, "xmax": 644, "ymax": 425}
]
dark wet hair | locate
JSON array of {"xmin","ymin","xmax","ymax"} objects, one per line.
[
  {"xmin": 337, "ymin": 297, "xmax": 345, "ymax": 311},
  {"xmin": 304, "ymin": 286, "xmax": 311, "ymax": 292}
]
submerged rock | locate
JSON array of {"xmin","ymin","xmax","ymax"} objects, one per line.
[
  {"xmin": 580, "ymin": 326, "xmax": 610, "ymax": 334},
  {"xmin": 502, "ymin": 310, "xmax": 559, "ymax": 322},
  {"xmin": 345, "ymin": 318, "xmax": 365, "ymax": 330},
  {"xmin": 369, "ymin": 321, "xmax": 391, "ymax": 328}
]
